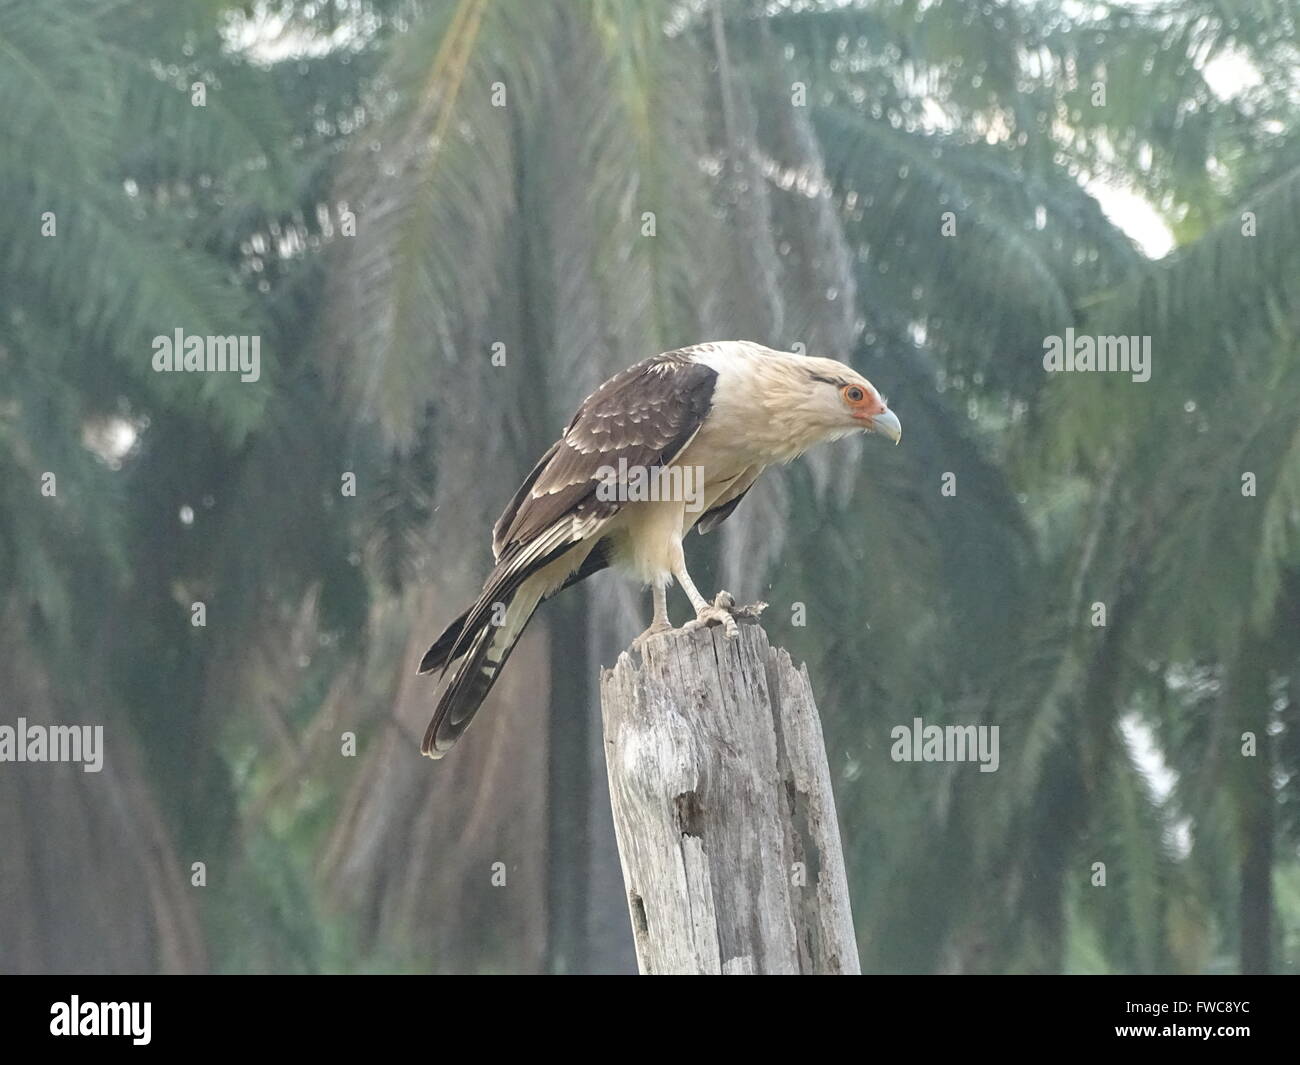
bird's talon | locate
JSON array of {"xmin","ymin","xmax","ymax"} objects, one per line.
[
  {"xmin": 630, "ymin": 621, "xmax": 673, "ymax": 651},
  {"xmin": 684, "ymin": 594, "xmax": 742, "ymax": 638},
  {"xmin": 683, "ymin": 610, "xmax": 739, "ymax": 637}
]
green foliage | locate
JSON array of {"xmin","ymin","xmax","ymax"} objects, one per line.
[{"xmin": 5, "ymin": 0, "xmax": 1299, "ymax": 975}]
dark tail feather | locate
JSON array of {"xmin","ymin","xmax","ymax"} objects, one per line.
[
  {"xmin": 417, "ymin": 606, "xmax": 470, "ymax": 675},
  {"xmin": 416, "ymin": 539, "xmax": 610, "ymax": 678},
  {"xmin": 421, "ymin": 585, "xmax": 542, "ymax": 757},
  {"xmin": 418, "ymin": 537, "xmax": 613, "ymax": 757}
]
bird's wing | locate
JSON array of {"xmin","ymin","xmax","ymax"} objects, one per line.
[
  {"xmin": 693, "ymin": 463, "xmax": 763, "ymax": 535},
  {"xmin": 492, "ymin": 350, "xmax": 718, "ymax": 558},
  {"xmin": 419, "ymin": 352, "xmax": 719, "ymax": 757},
  {"xmin": 696, "ymin": 484, "xmax": 753, "ymax": 535}
]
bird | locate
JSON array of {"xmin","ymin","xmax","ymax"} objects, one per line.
[{"xmin": 417, "ymin": 340, "xmax": 901, "ymax": 758}]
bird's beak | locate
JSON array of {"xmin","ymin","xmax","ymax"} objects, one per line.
[{"xmin": 868, "ymin": 408, "xmax": 902, "ymax": 444}]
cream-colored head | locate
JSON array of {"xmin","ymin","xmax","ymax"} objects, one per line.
[
  {"xmin": 773, "ymin": 352, "xmax": 901, "ymax": 442},
  {"xmin": 697, "ymin": 344, "xmax": 899, "ymax": 456}
]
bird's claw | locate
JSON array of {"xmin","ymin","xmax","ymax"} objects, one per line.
[
  {"xmin": 682, "ymin": 591, "xmax": 767, "ymax": 639},
  {"xmin": 683, "ymin": 605, "xmax": 738, "ymax": 638},
  {"xmin": 630, "ymin": 620, "xmax": 673, "ymax": 651}
]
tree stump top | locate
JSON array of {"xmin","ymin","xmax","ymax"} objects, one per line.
[{"xmin": 600, "ymin": 620, "xmax": 860, "ymax": 975}]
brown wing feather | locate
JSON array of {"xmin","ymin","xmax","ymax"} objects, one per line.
[
  {"xmin": 492, "ymin": 352, "xmax": 717, "ymax": 555},
  {"xmin": 492, "ymin": 440, "xmax": 561, "ymax": 560},
  {"xmin": 696, "ymin": 484, "xmax": 753, "ymax": 535}
]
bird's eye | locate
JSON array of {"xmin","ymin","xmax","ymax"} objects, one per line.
[{"xmin": 843, "ymin": 385, "xmax": 866, "ymax": 404}]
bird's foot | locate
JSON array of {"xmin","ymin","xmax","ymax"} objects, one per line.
[
  {"xmin": 630, "ymin": 619, "xmax": 673, "ymax": 652},
  {"xmin": 681, "ymin": 591, "xmax": 767, "ymax": 639},
  {"xmin": 684, "ymin": 597, "xmax": 739, "ymax": 638}
]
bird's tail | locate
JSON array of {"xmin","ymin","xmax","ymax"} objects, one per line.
[
  {"xmin": 417, "ymin": 541, "xmax": 612, "ymax": 757},
  {"xmin": 420, "ymin": 580, "xmax": 545, "ymax": 758},
  {"xmin": 417, "ymin": 606, "xmax": 470, "ymax": 675}
]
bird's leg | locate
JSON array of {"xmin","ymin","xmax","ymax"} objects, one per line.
[
  {"xmin": 630, "ymin": 581, "xmax": 673, "ymax": 650},
  {"xmin": 672, "ymin": 552, "xmax": 741, "ymax": 639}
]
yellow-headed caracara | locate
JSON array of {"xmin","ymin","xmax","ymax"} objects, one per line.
[{"xmin": 418, "ymin": 341, "xmax": 901, "ymax": 757}]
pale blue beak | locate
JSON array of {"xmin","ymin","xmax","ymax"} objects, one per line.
[{"xmin": 869, "ymin": 409, "xmax": 902, "ymax": 444}]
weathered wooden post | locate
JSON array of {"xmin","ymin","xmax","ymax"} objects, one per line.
[{"xmin": 599, "ymin": 617, "xmax": 860, "ymax": 974}]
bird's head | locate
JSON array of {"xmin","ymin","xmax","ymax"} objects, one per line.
[
  {"xmin": 785, "ymin": 354, "xmax": 902, "ymax": 445},
  {"xmin": 695, "ymin": 343, "xmax": 901, "ymax": 461}
]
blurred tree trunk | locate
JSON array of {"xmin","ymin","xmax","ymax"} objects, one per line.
[
  {"xmin": 320, "ymin": 583, "xmax": 552, "ymax": 971},
  {"xmin": 0, "ymin": 609, "xmax": 206, "ymax": 974},
  {"xmin": 544, "ymin": 591, "xmax": 591, "ymax": 972},
  {"xmin": 1232, "ymin": 632, "xmax": 1273, "ymax": 975}
]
